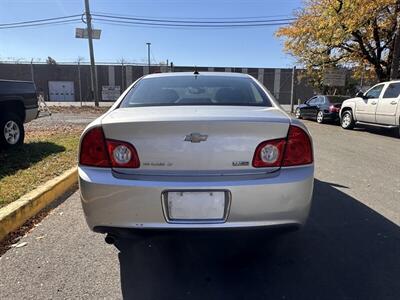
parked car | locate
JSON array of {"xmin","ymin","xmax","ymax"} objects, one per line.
[
  {"xmin": 78, "ymin": 72, "xmax": 314, "ymax": 241},
  {"xmin": 295, "ymin": 95, "xmax": 350, "ymax": 123},
  {"xmin": 340, "ymin": 80, "xmax": 400, "ymax": 136},
  {"xmin": 0, "ymin": 80, "xmax": 38, "ymax": 148}
]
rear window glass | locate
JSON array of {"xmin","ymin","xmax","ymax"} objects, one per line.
[
  {"xmin": 383, "ymin": 83, "xmax": 400, "ymax": 98},
  {"xmin": 326, "ymin": 96, "xmax": 349, "ymax": 103},
  {"xmin": 120, "ymin": 75, "xmax": 271, "ymax": 107},
  {"xmin": 0, "ymin": 81, "xmax": 36, "ymax": 94}
]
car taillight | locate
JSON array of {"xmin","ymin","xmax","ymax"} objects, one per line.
[
  {"xmin": 252, "ymin": 125, "xmax": 313, "ymax": 168},
  {"xmin": 329, "ymin": 105, "xmax": 340, "ymax": 113},
  {"xmin": 252, "ymin": 139, "xmax": 286, "ymax": 167},
  {"xmin": 282, "ymin": 125, "xmax": 313, "ymax": 166},
  {"xmin": 79, "ymin": 127, "xmax": 110, "ymax": 167},
  {"xmin": 79, "ymin": 127, "xmax": 140, "ymax": 168}
]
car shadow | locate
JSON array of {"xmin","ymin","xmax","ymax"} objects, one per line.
[
  {"xmin": 353, "ymin": 125, "xmax": 399, "ymax": 139},
  {"xmin": 0, "ymin": 142, "xmax": 65, "ymax": 180},
  {"xmin": 116, "ymin": 179, "xmax": 400, "ymax": 300}
]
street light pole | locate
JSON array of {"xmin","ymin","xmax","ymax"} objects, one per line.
[
  {"xmin": 84, "ymin": 0, "xmax": 99, "ymax": 107},
  {"xmin": 146, "ymin": 42, "xmax": 151, "ymax": 73}
]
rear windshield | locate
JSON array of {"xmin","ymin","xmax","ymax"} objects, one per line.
[
  {"xmin": 120, "ymin": 75, "xmax": 272, "ymax": 107},
  {"xmin": 326, "ymin": 96, "xmax": 349, "ymax": 103},
  {"xmin": 0, "ymin": 81, "xmax": 36, "ymax": 94}
]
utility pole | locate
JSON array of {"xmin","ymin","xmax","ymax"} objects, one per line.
[
  {"xmin": 290, "ymin": 66, "xmax": 296, "ymax": 114},
  {"xmin": 84, "ymin": 0, "xmax": 99, "ymax": 106},
  {"xmin": 146, "ymin": 42, "xmax": 151, "ymax": 73}
]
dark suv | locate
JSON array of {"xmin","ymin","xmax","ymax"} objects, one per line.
[{"xmin": 0, "ymin": 80, "xmax": 38, "ymax": 148}]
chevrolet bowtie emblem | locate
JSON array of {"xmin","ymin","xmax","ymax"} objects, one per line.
[{"xmin": 184, "ymin": 133, "xmax": 208, "ymax": 143}]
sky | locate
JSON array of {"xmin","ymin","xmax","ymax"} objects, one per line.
[{"xmin": 0, "ymin": 0, "xmax": 302, "ymax": 68}]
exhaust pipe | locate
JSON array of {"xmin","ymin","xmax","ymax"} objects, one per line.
[{"xmin": 105, "ymin": 234, "xmax": 116, "ymax": 245}]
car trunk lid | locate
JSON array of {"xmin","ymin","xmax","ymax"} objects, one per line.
[{"xmin": 101, "ymin": 106, "xmax": 290, "ymax": 173}]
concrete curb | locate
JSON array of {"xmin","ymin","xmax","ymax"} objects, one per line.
[{"xmin": 0, "ymin": 167, "xmax": 78, "ymax": 241}]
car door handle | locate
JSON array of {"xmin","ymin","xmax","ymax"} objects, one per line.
[
  {"xmin": 371, "ymin": 102, "xmax": 377, "ymax": 105},
  {"xmin": 390, "ymin": 101, "xmax": 398, "ymax": 105}
]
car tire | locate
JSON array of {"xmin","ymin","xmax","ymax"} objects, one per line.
[
  {"xmin": 316, "ymin": 111, "xmax": 324, "ymax": 124},
  {"xmin": 394, "ymin": 126, "xmax": 400, "ymax": 138},
  {"xmin": 295, "ymin": 108, "xmax": 302, "ymax": 119},
  {"xmin": 341, "ymin": 111, "xmax": 355, "ymax": 130},
  {"xmin": 0, "ymin": 113, "xmax": 25, "ymax": 149}
]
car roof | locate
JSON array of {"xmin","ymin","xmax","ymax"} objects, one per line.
[
  {"xmin": 142, "ymin": 71, "xmax": 251, "ymax": 79},
  {"xmin": 371, "ymin": 80, "xmax": 400, "ymax": 85},
  {"xmin": 325, "ymin": 95, "xmax": 350, "ymax": 97}
]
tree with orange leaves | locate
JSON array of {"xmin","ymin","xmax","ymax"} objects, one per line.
[{"xmin": 277, "ymin": 0, "xmax": 400, "ymax": 85}]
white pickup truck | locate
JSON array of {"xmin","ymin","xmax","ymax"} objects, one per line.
[{"xmin": 340, "ymin": 80, "xmax": 400, "ymax": 136}]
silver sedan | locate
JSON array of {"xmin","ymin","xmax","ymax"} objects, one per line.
[{"xmin": 78, "ymin": 72, "xmax": 314, "ymax": 237}]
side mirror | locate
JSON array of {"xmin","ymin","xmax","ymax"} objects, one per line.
[{"xmin": 356, "ymin": 91, "xmax": 364, "ymax": 98}]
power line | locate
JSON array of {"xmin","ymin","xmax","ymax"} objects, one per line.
[
  {"xmin": 0, "ymin": 19, "xmax": 82, "ymax": 30},
  {"xmin": 0, "ymin": 14, "xmax": 82, "ymax": 27},
  {"xmin": 94, "ymin": 20, "xmax": 291, "ymax": 30},
  {"xmin": 93, "ymin": 18, "xmax": 292, "ymax": 28},
  {"xmin": 0, "ymin": 13, "xmax": 293, "ymax": 31},
  {"xmin": 93, "ymin": 11, "xmax": 293, "ymax": 20},
  {"xmin": 92, "ymin": 13, "xmax": 295, "ymax": 24}
]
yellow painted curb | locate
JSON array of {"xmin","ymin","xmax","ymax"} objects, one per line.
[{"xmin": 0, "ymin": 167, "xmax": 78, "ymax": 241}]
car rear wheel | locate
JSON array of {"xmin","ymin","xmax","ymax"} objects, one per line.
[
  {"xmin": 0, "ymin": 113, "xmax": 25, "ymax": 149},
  {"xmin": 295, "ymin": 108, "xmax": 302, "ymax": 119},
  {"xmin": 341, "ymin": 111, "xmax": 355, "ymax": 130},
  {"xmin": 394, "ymin": 126, "xmax": 400, "ymax": 138},
  {"xmin": 316, "ymin": 111, "xmax": 324, "ymax": 124}
]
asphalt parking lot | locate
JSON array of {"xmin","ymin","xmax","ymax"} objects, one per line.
[{"xmin": 1, "ymin": 119, "xmax": 399, "ymax": 300}]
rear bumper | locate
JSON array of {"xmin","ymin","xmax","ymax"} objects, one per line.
[
  {"xmin": 24, "ymin": 107, "xmax": 39, "ymax": 123},
  {"xmin": 79, "ymin": 165, "xmax": 314, "ymax": 230},
  {"xmin": 323, "ymin": 111, "xmax": 339, "ymax": 120}
]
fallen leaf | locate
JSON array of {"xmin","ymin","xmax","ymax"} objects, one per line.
[{"xmin": 14, "ymin": 242, "xmax": 28, "ymax": 248}]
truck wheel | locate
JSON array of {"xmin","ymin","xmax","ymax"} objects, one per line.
[
  {"xmin": 0, "ymin": 113, "xmax": 25, "ymax": 148},
  {"xmin": 341, "ymin": 111, "xmax": 355, "ymax": 130}
]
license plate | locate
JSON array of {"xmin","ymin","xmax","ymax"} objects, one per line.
[{"xmin": 166, "ymin": 191, "xmax": 226, "ymax": 220}]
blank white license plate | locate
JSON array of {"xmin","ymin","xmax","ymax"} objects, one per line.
[{"xmin": 167, "ymin": 191, "xmax": 226, "ymax": 220}]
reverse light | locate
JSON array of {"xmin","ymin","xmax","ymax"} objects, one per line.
[
  {"xmin": 107, "ymin": 140, "xmax": 140, "ymax": 168},
  {"xmin": 112, "ymin": 145, "xmax": 132, "ymax": 164},
  {"xmin": 261, "ymin": 144, "xmax": 279, "ymax": 163},
  {"xmin": 79, "ymin": 127, "xmax": 140, "ymax": 168},
  {"xmin": 252, "ymin": 139, "xmax": 286, "ymax": 167}
]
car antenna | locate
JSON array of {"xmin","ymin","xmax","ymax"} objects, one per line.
[{"xmin": 193, "ymin": 66, "xmax": 199, "ymax": 75}]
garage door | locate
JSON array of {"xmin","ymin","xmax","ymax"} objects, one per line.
[{"xmin": 48, "ymin": 81, "xmax": 75, "ymax": 101}]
